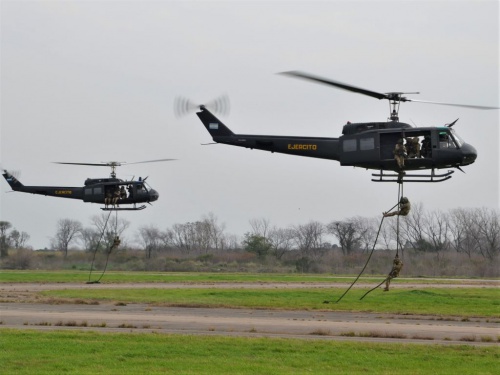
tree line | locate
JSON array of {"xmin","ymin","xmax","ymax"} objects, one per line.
[{"xmin": 1, "ymin": 204, "xmax": 498, "ymax": 261}]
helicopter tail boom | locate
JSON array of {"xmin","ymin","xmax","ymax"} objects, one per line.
[
  {"xmin": 2, "ymin": 170, "xmax": 24, "ymax": 190},
  {"xmin": 196, "ymin": 106, "xmax": 234, "ymax": 138},
  {"xmin": 195, "ymin": 107, "xmax": 341, "ymax": 161},
  {"xmin": 2, "ymin": 170, "xmax": 84, "ymax": 199}
]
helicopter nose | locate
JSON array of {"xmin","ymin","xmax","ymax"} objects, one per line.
[
  {"xmin": 149, "ymin": 189, "xmax": 159, "ymax": 202},
  {"xmin": 461, "ymin": 143, "xmax": 477, "ymax": 166}
]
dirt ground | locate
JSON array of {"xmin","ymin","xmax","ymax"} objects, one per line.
[{"xmin": 1, "ymin": 281, "xmax": 499, "ymax": 346}]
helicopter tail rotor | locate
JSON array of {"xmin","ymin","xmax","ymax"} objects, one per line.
[{"xmin": 174, "ymin": 94, "xmax": 230, "ymax": 118}]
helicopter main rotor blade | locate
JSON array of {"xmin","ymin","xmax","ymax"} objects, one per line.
[
  {"xmin": 279, "ymin": 71, "xmax": 389, "ymax": 100},
  {"xmin": 407, "ymin": 99, "xmax": 499, "ymax": 110},
  {"xmin": 54, "ymin": 159, "xmax": 176, "ymax": 167},
  {"xmin": 125, "ymin": 159, "xmax": 177, "ymax": 165},
  {"xmin": 281, "ymin": 71, "xmax": 500, "ymax": 110},
  {"xmin": 53, "ymin": 162, "xmax": 116, "ymax": 167}
]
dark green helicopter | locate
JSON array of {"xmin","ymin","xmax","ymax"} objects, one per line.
[
  {"xmin": 180, "ymin": 72, "xmax": 498, "ymax": 183},
  {"xmin": 2, "ymin": 159, "xmax": 174, "ymax": 210}
]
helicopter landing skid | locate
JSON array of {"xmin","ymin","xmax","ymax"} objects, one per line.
[
  {"xmin": 101, "ymin": 205, "xmax": 147, "ymax": 211},
  {"xmin": 371, "ymin": 169, "xmax": 454, "ymax": 183}
]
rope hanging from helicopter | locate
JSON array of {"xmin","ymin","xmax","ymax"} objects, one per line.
[
  {"xmin": 360, "ymin": 182, "xmax": 405, "ymax": 300},
  {"xmin": 86, "ymin": 209, "xmax": 120, "ymax": 284},
  {"xmin": 332, "ymin": 182, "xmax": 406, "ymax": 303}
]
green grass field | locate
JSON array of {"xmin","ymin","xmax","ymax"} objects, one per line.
[
  {"xmin": 2, "ymin": 271, "xmax": 499, "ymax": 374},
  {"xmin": 41, "ymin": 287, "xmax": 500, "ymax": 318},
  {"xmin": 1, "ymin": 329, "xmax": 498, "ymax": 375},
  {"xmin": 1, "ymin": 270, "xmax": 495, "ymax": 284}
]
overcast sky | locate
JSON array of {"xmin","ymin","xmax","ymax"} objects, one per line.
[{"xmin": 1, "ymin": 0, "xmax": 498, "ymax": 250}]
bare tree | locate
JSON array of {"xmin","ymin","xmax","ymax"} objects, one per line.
[
  {"xmin": 422, "ymin": 210, "xmax": 450, "ymax": 253},
  {"xmin": 293, "ymin": 221, "xmax": 325, "ymax": 259},
  {"xmin": 164, "ymin": 214, "xmax": 227, "ymax": 254},
  {"xmin": 449, "ymin": 208, "xmax": 478, "ymax": 258},
  {"xmin": 0, "ymin": 221, "xmax": 12, "ymax": 258},
  {"xmin": 203, "ymin": 212, "xmax": 226, "ymax": 251},
  {"xmin": 51, "ymin": 219, "xmax": 83, "ymax": 257},
  {"xmin": 327, "ymin": 219, "xmax": 362, "ymax": 255},
  {"xmin": 268, "ymin": 226, "xmax": 295, "ymax": 260},
  {"xmin": 352, "ymin": 216, "xmax": 378, "ymax": 252},
  {"xmin": 91, "ymin": 214, "xmax": 130, "ymax": 252},
  {"xmin": 249, "ymin": 218, "xmax": 271, "ymax": 238},
  {"xmin": 222, "ymin": 233, "xmax": 241, "ymax": 250},
  {"xmin": 137, "ymin": 225, "xmax": 163, "ymax": 259},
  {"xmin": 81, "ymin": 228, "xmax": 103, "ymax": 253},
  {"xmin": 9, "ymin": 230, "xmax": 30, "ymax": 249},
  {"xmin": 470, "ymin": 208, "xmax": 500, "ymax": 260},
  {"xmin": 167, "ymin": 223, "xmax": 195, "ymax": 253},
  {"xmin": 399, "ymin": 202, "xmax": 427, "ymax": 251}
]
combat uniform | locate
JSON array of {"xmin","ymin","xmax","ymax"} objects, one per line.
[
  {"xmin": 393, "ymin": 139, "xmax": 407, "ymax": 169},
  {"xmin": 383, "ymin": 197, "xmax": 411, "ymax": 217},
  {"xmin": 110, "ymin": 236, "xmax": 121, "ymax": 251},
  {"xmin": 384, "ymin": 255, "xmax": 403, "ymax": 291}
]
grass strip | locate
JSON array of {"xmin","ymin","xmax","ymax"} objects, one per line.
[
  {"xmin": 1, "ymin": 329, "xmax": 498, "ymax": 375},
  {"xmin": 41, "ymin": 287, "xmax": 500, "ymax": 318},
  {"xmin": 1, "ymin": 270, "xmax": 496, "ymax": 284}
]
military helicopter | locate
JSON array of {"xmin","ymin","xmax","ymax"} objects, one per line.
[
  {"xmin": 2, "ymin": 159, "xmax": 175, "ymax": 210},
  {"xmin": 182, "ymin": 72, "xmax": 498, "ymax": 183}
]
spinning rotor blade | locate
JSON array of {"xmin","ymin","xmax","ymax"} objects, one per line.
[
  {"xmin": 280, "ymin": 71, "xmax": 500, "ymax": 110},
  {"xmin": 406, "ymin": 99, "xmax": 499, "ymax": 110},
  {"xmin": 54, "ymin": 162, "xmax": 123, "ymax": 167},
  {"xmin": 55, "ymin": 159, "xmax": 176, "ymax": 167},
  {"xmin": 174, "ymin": 97, "xmax": 199, "ymax": 118},
  {"xmin": 174, "ymin": 94, "xmax": 230, "ymax": 117},
  {"xmin": 280, "ymin": 71, "xmax": 389, "ymax": 100},
  {"xmin": 124, "ymin": 158, "xmax": 177, "ymax": 165}
]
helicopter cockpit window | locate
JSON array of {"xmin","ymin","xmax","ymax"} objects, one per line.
[
  {"xmin": 360, "ymin": 137, "xmax": 375, "ymax": 151},
  {"xmin": 439, "ymin": 132, "xmax": 456, "ymax": 149},
  {"xmin": 449, "ymin": 129, "xmax": 464, "ymax": 147},
  {"xmin": 343, "ymin": 139, "xmax": 357, "ymax": 152}
]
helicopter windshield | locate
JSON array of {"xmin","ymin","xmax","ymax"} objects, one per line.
[
  {"xmin": 449, "ymin": 128, "xmax": 464, "ymax": 147},
  {"xmin": 439, "ymin": 129, "xmax": 462, "ymax": 149}
]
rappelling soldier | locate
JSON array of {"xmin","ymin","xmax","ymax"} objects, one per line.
[
  {"xmin": 384, "ymin": 254, "xmax": 403, "ymax": 291},
  {"xmin": 110, "ymin": 236, "xmax": 121, "ymax": 251},
  {"xmin": 393, "ymin": 138, "xmax": 407, "ymax": 169},
  {"xmin": 383, "ymin": 197, "xmax": 411, "ymax": 217}
]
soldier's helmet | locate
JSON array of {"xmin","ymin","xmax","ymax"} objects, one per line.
[
  {"xmin": 400, "ymin": 197, "xmax": 409, "ymax": 203},
  {"xmin": 398, "ymin": 138, "xmax": 404, "ymax": 144}
]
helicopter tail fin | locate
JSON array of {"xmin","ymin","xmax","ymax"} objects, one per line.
[
  {"xmin": 2, "ymin": 170, "xmax": 24, "ymax": 190},
  {"xmin": 196, "ymin": 106, "xmax": 234, "ymax": 138}
]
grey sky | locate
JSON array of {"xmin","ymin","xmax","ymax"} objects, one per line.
[{"xmin": 1, "ymin": 0, "xmax": 498, "ymax": 249}]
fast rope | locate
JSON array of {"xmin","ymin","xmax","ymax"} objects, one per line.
[
  {"xmin": 360, "ymin": 182, "xmax": 405, "ymax": 301},
  {"xmin": 87, "ymin": 210, "xmax": 119, "ymax": 284},
  {"xmin": 331, "ymin": 182, "xmax": 405, "ymax": 303},
  {"xmin": 94, "ymin": 210, "xmax": 119, "ymax": 283},
  {"xmin": 326, "ymin": 214, "xmax": 387, "ymax": 304}
]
